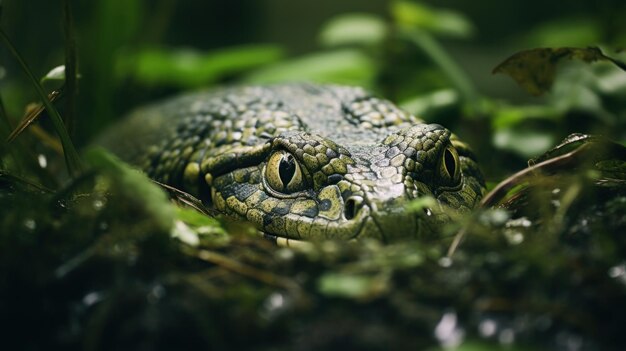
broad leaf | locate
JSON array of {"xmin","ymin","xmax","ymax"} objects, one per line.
[{"xmin": 493, "ymin": 47, "xmax": 626, "ymax": 96}]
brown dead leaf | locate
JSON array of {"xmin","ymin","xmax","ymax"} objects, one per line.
[{"xmin": 493, "ymin": 47, "xmax": 626, "ymax": 96}]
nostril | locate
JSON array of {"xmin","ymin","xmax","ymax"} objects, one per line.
[{"xmin": 344, "ymin": 196, "xmax": 363, "ymax": 220}]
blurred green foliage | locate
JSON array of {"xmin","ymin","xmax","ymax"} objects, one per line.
[
  {"xmin": 2, "ymin": 0, "xmax": 625, "ymax": 166},
  {"xmin": 1, "ymin": 0, "xmax": 626, "ymax": 350},
  {"xmin": 118, "ymin": 45, "xmax": 285, "ymax": 88}
]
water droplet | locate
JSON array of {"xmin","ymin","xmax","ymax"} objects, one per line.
[
  {"xmin": 148, "ymin": 285, "xmax": 166, "ymax": 303},
  {"xmin": 479, "ymin": 209, "xmax": 510, "ymax": 226},
  {"xmin": 485, "ymin": 252, "xmax": 501, "ymax": 264},
  {"xmin": 535, "ymin": 315, "xmax": 552, "ymax": 331},
  {"xmin": 491, "ymin": 209, "xmax": 510, "ymax": 225},
  {"xmin": 276, "ymin": 248, "xmax": 295, "ymax": 261},
  {"xmin": 82, "ymin": 291, "xmax": 102, "ymax": 307},
  {"xmin": 37, "ymin": 154, "xmax": 48, "ymax": 169},
  {"xmin": 506, "ymin": 217, "xmax": 532, "ymax": 228},
  {"xmin": 98, "ymin": 221, "xmax": 109, "ymax": 231},
  {"xmin": 498, "ymin": 328, "xmax": 515, "ymax": 345},
  {"xmin": 172, "ymin": 220, "xmax": 200, "ymax": 246},
  {"xmin": 425, "ymin": 208, "xmax": 433, "ymax": 216},
  {"xmin": 438, "ymin": 257, "xmax": 453, "ymax": 268},
  {"xmin": 504, "ymin": 230, "xmax": 524, "ymax": 245},
  {"xmin": 479, "ymin": 318, "xmax": 497, "ymax": 337},
  {"xmin": 260, "ymin": 292, "xmax": 290, "ymax": 321},
  {"xmin": 265, "ymin": 292, "xmax": 285, "ymax": 311},
  {"xmin": 608, "ymin": 263, "xmax": 626, "ymax": 278},
  {"xmin": 552, "ymin": 188, "xmax": 561, "ymax": 195},
  {"xmin": 608, "ymin": 263, "xmax": 626, "ymax": 285},
  {"xmin": 556, "ymin": 331, "xmax": 583, "ymax": 351},
  {"xmin": 93, "ymin": 199, "xmax": 104, "ymax": 210},
  {"xmin": 24, "ymin": 218, "xmax": 36, "ymax": 230},
  {"xmin": 434, "ymin": 312, "xmax": 464, "ymax": 348}
]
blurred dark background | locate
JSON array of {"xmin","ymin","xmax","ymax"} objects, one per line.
[
  {"xmin": 2, "ymin": 4, "xmax": 626, "ymax": 350},
  {"xmin": 2, "ymin": 0, "xmax": 625, "ymax": 180}
]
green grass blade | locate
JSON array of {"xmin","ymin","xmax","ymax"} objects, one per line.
[
  {"xmin": 63, "ymin": 0, "xmax": 78, "ymax": 137},
  {"xmin": 0, "ymin": 28, "xmax": 83, "ymax": 176},
  {"xmin": 0, "ymin": 93, "xmax": 15, "ymax": 159},
  {"xmin": 404, "ymin": 29, "xmax": 478, "ymax": 106}
]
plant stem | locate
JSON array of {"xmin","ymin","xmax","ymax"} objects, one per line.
[
  {"xmin": 0, "ymin": 28, "xmax": 83, "ymax": 176},
  {"xmin": 404, "ymin": 29, "xmax": 478, "ymax": 106},
  {"xmin": 63, "ymin": 0, "xmax": 78, "ymax": 137}
]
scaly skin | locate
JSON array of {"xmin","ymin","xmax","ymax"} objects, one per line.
[{"xmin": 99, "ymin": 84, "xmax": 485, "ymax": 242}]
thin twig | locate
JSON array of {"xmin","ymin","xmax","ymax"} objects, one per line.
[
  {"xmin": 151, "ymin": 179, "xmax": 217, "ymax": 216},
  {"xmin": 479, "ymin": 144, "xmax": 591, "ymax": 208},
  {"xmin": 191, "ymin": 248, "xmax": 301, "ymax": 293},
  {"xmin": 29, "ymin": 125, "xmax": 64, "ymax": 155},
  {"xmin": 447, "ymin": 144, "xmax": 592, "ymax": 258},
  {"xmin": 6, "ymin": 89, "xmax": 62, "ymax": 143},
  {"xmin": 0, "ymin": 169, "xmax": 54, "ymax": 193}
]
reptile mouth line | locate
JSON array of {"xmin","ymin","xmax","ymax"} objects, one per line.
[
  {"xmin": 261, "ymin": 232, "xmax": 312, "ymax": 248},
  {"xmin": 260, "ymin": 215, "xmax": 368, "ymax": 247}
]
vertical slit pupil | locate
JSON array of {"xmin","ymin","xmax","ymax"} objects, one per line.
[
  {"xmin": 278, "ymin": 154, "xmax": 296, "ymax": 187},
  {"xmin": 345, "ymin": 198, "xmax": 357, "ymax": 220},
  {"xmin": 444, "ymin": 149, "xmax": 456, "ymax": 178}
]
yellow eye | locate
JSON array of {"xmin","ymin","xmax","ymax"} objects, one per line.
[
  {"xmin": 439, "ymin": 145, "xmax": 461, "ymax": 186},
  {"xmin": 264, "ymin": 151, "xmax": 306, "ymax": 194}
]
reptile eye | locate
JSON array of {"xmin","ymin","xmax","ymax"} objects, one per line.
[
  {"xmin": 264, "ymin": 151, "xmax": 306, "ymax": 194},
  {"xmin": 439, "ymin": 145, "xmax": 461, "ymax": 186}
]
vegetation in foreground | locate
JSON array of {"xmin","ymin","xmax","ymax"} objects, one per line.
[{"xmin": 1, "ymin": 1, "xmax": 626, "ymax": 350}]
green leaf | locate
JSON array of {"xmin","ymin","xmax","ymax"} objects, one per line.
[
  {"xmin": 403, "ymin": 30, "xmax": 478, "ymax": 104},
  {"xmin": 406, "ymin": 195, "xmax": 438, "ymax": 213},
  {"xmin": 84, "ymin": 0, "xmax": 144, "ymax": 140},
  {"xmin": 41, "ymin": 65, "xmax": 67, "ymax": 84},
  {"xmin": 40, "ymin": 65, "xmax": 81, "ymax": 91},
  {"xmin": 318, "ymin": 272, "xmax": 387, "ymax": 299},
  {"xmin": 595, "ymin": 64, "xmax": 626, "ymax": 95},
  {"xmin": 524, "ymin": 18, "xmax": 601, "ymax": 48},
  {"xmin": 491, "ymin": 104, "xmax": 560, "ymax": 129},
  {"xmin": 85, "ymin": 147, "xmax": 174, "ymax": 232},
  {"xmin": 549, "ymin": 63, "xmax": 615, "ymax": 123},
  {"xmin": 319, "ymin": 13, "xmax": 387, "ymax": 47},
  {"xmin": 493, "ymin": 128, "xmax": 555, "ymax": 158},
  {"xmin": 399, "ymin": 89, "xmax": 459, "ymax": 117},
  {"xmin": 493, "ymin": 47, "xmax": 626, "ymax": 96},
  {"xmin": 529, "ymin": 134, "xmax": 594, "ymax": 163},
  {"xmin": 529, "ymin": 134, "xmax": 626, "ymax": 166},
  {"xmin": 391, "ymin": 1, "xmax": 474, "ymax": 38},
  {"xmin": 244, "ymin": 49, "xmax": 376, "ymax": 87},
  {"xmin": 596, "ymin": 160, "xmax": 626, "ymax": 180},
  {"xmin": 119, "ymin": 44, "xmax": 285, "ymax": 88},
  {"xmin": 175, "ymin": 207, "xmax": 226, "ymax": 235}
]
